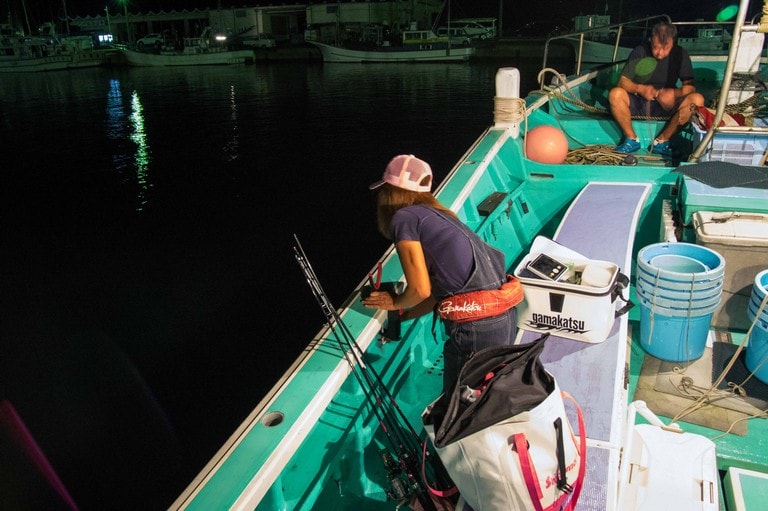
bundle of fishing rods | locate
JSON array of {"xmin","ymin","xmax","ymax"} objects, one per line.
[{"xmin": 293, "ymin": 235, "xmax": 455, "ymax": 510}]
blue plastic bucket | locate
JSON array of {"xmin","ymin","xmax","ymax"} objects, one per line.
[
  {"xmin": 639, "ymin": 302, "xmax": 713, "ymax": 361},
  {"xmin": 747, "ymin": 269, "xmax": 768, "ymax": 331},
  {"xmin": 636, "ymin": 276, "xmax": 723, "ymax": 302},
  {"xmin": 636, "ymin": 271, "xmax": 724, "ymax": 293},
  {"xmin": 636, "ymin": 243, "xmax": 725, "ymax": 362},
  {"xmin": 649, "ymin": 254, "xmax": 709, "ymax": 273},
  {"xmin": 637, "ymin": 243, "xmax": 725, "ymax": 281},
  {"xmin": 636, "ymin": 288, "xmax": 722, "ymax": 311},
  {"xmin": 746, "ymin": 321, "xmax": 768, "ymax": 385},
  {"xmin": 752, "ymin": 269, "xmax": 768, "ymax": 302},
  {"xmin": 637, "ymin": 294, "xmax": 721, "ymax": 317},
  {"xmin": 745, "ymin": 270, "xmax": 768, "ymax": 383},
  {"xmin": 748, "ymin": 295, "xmax": 768, "ymax": 322},
  {"xmin": 748, "ymin": 306, "xmax": 768, "ymax": 325}
]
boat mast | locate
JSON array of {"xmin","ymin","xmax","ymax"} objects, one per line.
[
  {"xmin": 431, "ymin": 0, "xmax": 446, "ymax": 32},
  {"xmin": 20, "ymin": 0, "xmax": 31, "ymax": 35},
  {"xmin": 62, "ymin": 0, "xmax": 70, "ymax": 35},
  {"xmin": 498, "ymin": 0, "xmax": 503, "ymax": 37},
  {"xmin": 447, "ymin": 0, "xmax": 451, "ymax": 49}
]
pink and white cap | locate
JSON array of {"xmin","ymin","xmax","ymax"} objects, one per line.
[{"xmin": 369, "ymin": 154, "xmax": 433, "ymax": 193}]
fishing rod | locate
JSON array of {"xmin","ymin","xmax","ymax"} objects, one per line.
[
  {"xmin": 292, "ymin": 236, "xmax": 434, "ymax": 507},
  {"xmin": 292, "ymin": 234, "xmax": 457, "ymax": 476},
  {"xmin": 293, "ymin": 234, "xmax": 455, "ymax": 508},
  {"xmin": 293, "ymin": 235, "xmax": 421, "ymax": 444}
]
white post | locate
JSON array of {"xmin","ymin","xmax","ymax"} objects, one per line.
[{"xmin": 494, "ymin": 67, "xmax": 522, "ymax": 138}]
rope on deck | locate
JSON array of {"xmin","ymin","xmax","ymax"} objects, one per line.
[{"xmin": 564, "ymin": 145, "xmax": 627, "ymax": 165}]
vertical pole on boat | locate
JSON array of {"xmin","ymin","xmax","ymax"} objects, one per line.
[
  {"xmin": 121, "ymin": 0, "xmax": 130, "ymax": 45},
  {"xmin": 494, "ymin": 67, "xmax": 522, "ymax": 138},
  {"xmin": 498, "ymin": 0, "xmax": 503, "ymax": 37},
  {"xmin": 62, "ymin": 0, "xmax": 70, "ymax": 35},
  {"xmin": 689, "ymin": 0, "xmax": 752, "ymax": 162},
  {"xmin": 20, "ymin": 0, "xmax": 31, "ymax": 35},
  {"xmin": 446, "ymin": 0, "xmax": 451, "ymax": 52}
]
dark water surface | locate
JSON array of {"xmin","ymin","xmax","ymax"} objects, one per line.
[{"xmin": 0, "ymin": 59, "xmax": 555, "ymax": 508}]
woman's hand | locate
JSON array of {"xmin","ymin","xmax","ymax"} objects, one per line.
[
  {"xmin": 362, "ymin": 240, "xmax": 431, "ymax": 312},
  {"xmin": 362, "ymin": 290, "xmax": 398, "ymax": 311}
]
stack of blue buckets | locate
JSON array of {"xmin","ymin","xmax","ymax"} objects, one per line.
[
  {"xmin": 636, "ymin": 242, "xmax": 725, "ymax": 362},
  {"xmin": 746, "ymin": 269, "xmax": 768, "ymax": 384}
]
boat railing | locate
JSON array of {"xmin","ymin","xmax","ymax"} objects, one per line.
[
  {"xmin": 543, "ymin": 14, "xmax": 671, "ymax": 76},
  {"xmin": 690, "ymin": 0, "xmax": 768, "ymax": 162}
]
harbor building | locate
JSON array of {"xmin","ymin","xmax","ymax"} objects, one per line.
[{"xmin": 67, "ymin": 1, "xmax": 443, "ymax": 47}]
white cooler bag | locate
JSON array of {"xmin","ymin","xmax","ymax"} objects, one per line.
[
  {"xmin": 423, "ymin": 337, "xmax": 587, "ymax": 511},
  {"xmin": 514, "ymin": 236, "xmax": 631, "ymax": 343}
]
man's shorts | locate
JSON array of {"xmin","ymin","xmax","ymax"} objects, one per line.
[{"xmin": 629, "ymin": 93, "xmax": 689, "ymax": 117}]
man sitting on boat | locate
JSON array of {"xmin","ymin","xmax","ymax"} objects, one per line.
[{"xmin": 610, "ymin": 21, "xmax": 704, "ymax": 156}]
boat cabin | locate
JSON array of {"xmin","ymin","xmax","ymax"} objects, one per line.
[{"xmin": 401, "ymin": 29, "xmax": 449, "ymax": 49}]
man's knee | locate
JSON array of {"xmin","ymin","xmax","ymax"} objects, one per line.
[
  {"xmin": 681, "ymin": 92, "xmax": 705, "ymax": 108},
  {"xmin": 609, "ymin": 87, "xmax": 629, "ymax": 105}
]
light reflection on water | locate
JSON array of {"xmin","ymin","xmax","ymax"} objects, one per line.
[
  {"xmin": 129, "ymin": 90, "xmax": 152, "ymax": 211},
  {"xmin": 223, "ymin": 84, "xmax": 239, "ymax": 163},
  {"xmin": 0, "ymin": 58, "xmax": 557, "ymax": 508}
]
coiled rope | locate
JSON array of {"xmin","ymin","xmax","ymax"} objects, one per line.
[
  {"xmin": 564, "ymin": 145, "xmax": 628, "ymax": 165},
  {"xmin": 493, "ymin": 96, "xmax": 527, "ymax": 127}
]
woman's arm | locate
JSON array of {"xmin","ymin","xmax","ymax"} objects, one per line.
[{"xmin": 362, "ymin": 240, "xmax": 432, "ymax": 312}]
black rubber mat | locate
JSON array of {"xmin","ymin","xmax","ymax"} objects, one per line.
[
  {"xmin": 676, "ymin": 161, "xmax": 768, "ymax": 189},
  {"xmin": 712, "ymin": 341, "xmax": 768, "ymax": 406}
]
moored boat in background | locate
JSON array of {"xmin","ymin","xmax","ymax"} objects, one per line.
[
  {"xmin": 307, "ymin": 28, "xmax": 474, "ymax": 63},
  {"xmin": 121, "ymin": 46, "xmax": 254, "ymax": 67},
  {"xmin": 0, "ymin": 21, "xmax": 110, "ymax": 72},
  {"xmin": 305, "ymin": 0, "xmax": 476, "ymax": 64},
  {"xmin": 121, "ymin": 26, "xmax": 254, "ymax": 67}
]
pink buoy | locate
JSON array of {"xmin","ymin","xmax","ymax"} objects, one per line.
[{"xmin": 525, "ymin": 125, "xmax": 568, "ymax": 164}]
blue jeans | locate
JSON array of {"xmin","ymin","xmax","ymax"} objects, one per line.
[{"xmin": 441, "ymin": 307, "xmax": 517, "ymax": 393}]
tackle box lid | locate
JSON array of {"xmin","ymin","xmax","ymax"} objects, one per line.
[{"xmin": 693, "ymin": 210, "xmax": 768, "ymax": 247}]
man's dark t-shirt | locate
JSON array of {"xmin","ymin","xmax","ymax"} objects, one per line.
[{"xmin": 621, "ymin": 42, "xmax": 694, "ymax": 88}]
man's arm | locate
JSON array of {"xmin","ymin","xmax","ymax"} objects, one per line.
[
  {"xmin": 678, "ymin": 79, "xmax": 697, "ymax": 97},
  {"xmin": 655, "ymin": 79, "xmax": 696, "ymax": 109},
  {"xmin": 618, "ymin": 75, "xmax": 657, "ymax": 101}
]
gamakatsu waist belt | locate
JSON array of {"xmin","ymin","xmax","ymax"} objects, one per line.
[{"xmin": 438, "ymin": 275, "xmax": 524, "ymax": 323}]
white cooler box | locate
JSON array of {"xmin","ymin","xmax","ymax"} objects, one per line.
[
  {"xmin": 617, "ymin": 401, "xmax": 719, "ymax": 511},
  {"xmin": 514, "ymin": 238, "xmax": 629, "ymax": 343}
]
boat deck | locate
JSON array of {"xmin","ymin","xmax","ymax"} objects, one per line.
[{"xmin": 516, "ymin": 182, "xmax": 650, "ymax": 510}]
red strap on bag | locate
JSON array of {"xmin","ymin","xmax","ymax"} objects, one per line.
[
  {"xmin": 562, "ymin": 392, "xmax": 587, "ymax": 511},
  {"xmin": 515, "ymin": 392, "xmax": 587, "ymax": 511},
  {"xmin": 514, "ymin": 433, "xmax": 545, "ymax": 507},
  {"xmin": 421, "ymin": 439, "xmax": 459, "ymax": 499}
]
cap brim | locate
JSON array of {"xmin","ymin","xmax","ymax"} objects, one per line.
[{"xmin": 368, "ymin": 180, "xmax": 386, "ymax": 190}]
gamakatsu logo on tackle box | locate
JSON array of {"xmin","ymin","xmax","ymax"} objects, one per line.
[{"xmin": 527, "ymin": 313, "xmax": 587, "ymax": 334}]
